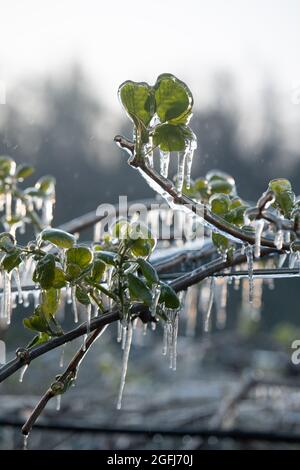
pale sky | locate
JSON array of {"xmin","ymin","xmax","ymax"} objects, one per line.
[{"xmin": 1, "ymin": 0, "xmax": 300, "ymax": 113}]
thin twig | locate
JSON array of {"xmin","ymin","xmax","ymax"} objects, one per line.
[{"xmin": 22, "ymin": 326, "xmax": 106, "ymax": 436}]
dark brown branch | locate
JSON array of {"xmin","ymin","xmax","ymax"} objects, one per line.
[{"xmin": 123, "ymin": 146, "xmax": 290, "ymax": 250}]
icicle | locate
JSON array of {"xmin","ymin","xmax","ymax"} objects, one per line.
[
  {"xmin": 278, "ymin": 254, "xmax": 287, "ymax": 268},
  {"xmin": 274, "ymin": 230, "xmax": 284, "ymax": 250},
  {"xmin": 185, "ymin": 285, "xmax": 198, "ymax": 337},
  {"xmin": 59, "ymin": 344, "xmax": 65, "ymax": 368},
  {"xmin": 23, "ymin": 291, "xmax": 30, "ymax": 308},
  {"xmin": 66, "ymin": 287, "xmax": 72, "ymax": 304},
  {"xmin": 245, "ymin": 244, "xmax": 254, "ymax": 303},
  {"xmin": 117, "ymin": 322, "xmax": 133, "ymax": 410},
  {"xmin": 162, "ymin": 323, "xmax": 168, "ymax": 355},
  {"xmin": 185, "ymin": 141, "xmax": 196, "ymax": 190},
  {"xmin": 117, "ymin": 320, "xmax": 122, "ymax": 342},
  {"xmin": 83, "ymin": 304, "xmax": 92, "ymax": 351},
  {"xmin": 86, "ymin": 304, "xmax": 91, "ymax": 336},
  {"xmin": 19, "ymin": 364, "xmax": 28, "ymax": 383},
  {"xmin": 215, "ymin": 278, "xmax": 228, "ymax": 329},
  {"xmin": 204, "ymin": 278, "xmax": 215, "ymax": 332},
  {"xmin": 82, "ymin": 335, "xmax": 87, "ymax": 352},
  {"xmin": 56, "ymin": 394, "xmax": 61, "ymax": 411},
  {"xmin": 121, "ymin": 324, "xmax": 127, "ymax": 350},
  {"xmin": 23, "ymin": 434, "xmax": 29, "ymax": 451},
  {"xmin": 1, "ymin": 272, "xmax": 12, "ymax": 324},
  {"xmin": 71, "ymin": 286, "xmax": 78, "ymax": 323},
  {"xmin": 151, "ymin": 321, "xmax": 156, "ymax": 331},
  {"xmin": 251, "ymin": 278, "xmax": 263, "ymax": 321},
  {"xmin": 234, "ymin": 277, "xmax": 240, "ymax": 290},
  {"xmin": 143, "ymin": 323, "xmax": 148, "ymax": 335},
  {"xmin": 42, "ymin": 197, "xmax": 54, "ymax": 227},
  {"xmin": 159, "ymin": 151, "xmax": 170, "ymax": 178},
  {"xmin": 176, "ymin": 151, "xmax": 186, "ymax": 194},
  {"xmin": 254, "ymin": 219, "xmax": 264, "ymax": 259},
  {"xmin": 5, "ymin": 191, "xmax": 12, "ymax": 222},
  {"xmin": 144, "ymin": 137, "xmax": 154, "ymax": 168},
  {"xmin": 150, "ymin": 284, "xmax": 161, "ymax": 317},
  {"xmin": 171, "ymin": 312, "xmax": 179, "ymax": 371},
  {"xmin": 289, "ymin": 253, "xmax": 296, "ymax": 269},
  {"xmin": 12, "ymin": 292, "xmax": 17, "ymax": 309},
  {"xmin": 12, "ymin": 268, "xmax": 23, "ymax": 304},
  {"xmin": 33, "ymin": 290, "xmax": 40, "ymax": 308}
]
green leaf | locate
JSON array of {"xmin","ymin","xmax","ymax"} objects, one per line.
[
  {"xmin": 269, "ymin": 178, "xmax": 292, "ymax": 193},
  {"xmin": 24, "ymin": 305, "xmax": 62, "ymax": 337},
  {"xmin": 41, "ymin": 288, "xmax": 60, "ymax": 316},
  {"xmin": 65, "ymin": 263, "xmax": 82, "ymax": 281},
  {"xmin": 0, "ymin": 232, "xmax": 16, "ymax": 253},
  {"xmin": 39, "ymin": 228, "xmax": 75, "ymax": 249},
  {"xmin": 52, "ymin": 267, "xmax": 67, "ymax": 288},
  {"xmin": 159, "ymin": 282, "xmax": 180, "ymax": 309},
  {"xmin": 26, "ymin": 333, "xmax": 50, "ymax": 349},
  {"xmin": 209, "ymin": 194, "xmax": 230, "ymax": 216},
  {"xmin": 212, "ymin": 232, "xmax": 230, "ymax": 252},
  {"xmin": 94, "ymin": 250, "xmax": 116, "ymax": 265},
  {"xmin": 35, "ymin": 175, "xmax": 56, "ymax": 196},
  {"xmin": 24, "ymin": 311, "xmax": 50, "ymax": 334},
  {"xmin": 154, "ymin": 73, "xmax": 193, "ymax": 123},
  {"xmin": 128, "ymin": 223, "xmax": 156, "ymax": 258},
  {"xmin": 153, "ymin": 123, "xmax": 194, "ymax": 152},
  {"xmin": 127, "ymin": 273, "xmax": 152, "ymax": 306},
  {"xmin": 66, "ymin": 246, "xmax": 93, "ymax": 269},
  {"xmin": 0, "ymin": 156, "xmax": 16, "ymax": 178},
  {"xmin": 110, "ymin": 219, "xmax": 130, "ymax": 240},
  {"xmin": 90, "ymin": 259, "xmax": 106, "ymax": 283},
  {"xmin": 268, "ymin": 179, "xmax": 295, "ymax": 217},
  {"xmin": 33, "ymin": 253, "xmax": 56, "ymax": 290},
  {"xmin": 76, "ymin": 286, "xmax": 90, "ymax": 305},
  {"xmin": 1, "ymin": 249, "xmax": 22, "ymax": 272},
  {"xmin": 136, "ymin": 258, "xmax": 159, "ymax": 285},
  {"xmin": 225, "ymin": 205, "xmax": 247, "ymax": 227},
  {"xmin": 16, "ymin": 164, "xmax": 34, "ymax": 180},
  {"xmin": 118, "ymin": 80, "xmax": 154, "ymax": 134}
]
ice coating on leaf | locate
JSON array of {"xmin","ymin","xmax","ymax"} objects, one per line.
[
  {"xmin": 176, "ymin": 151, "xmax": 186, "ymax": 195},
  {"xmin": 117, "ymin": 321, "xmax": 133, "ymax": 410},
  {"xmin": 19, "ymin": 364, "xmax": 28, "ymax": 383},
  {"xmin": 245, "ymin": 244, "xmax": 254, "ymax": 303},
  {"xmin": 71, "ymin": 286, "xmax": 78, "ymax": 323},
  {"xmin": 159, "ymin": 151, "xmax": 170, "ymax": 178},
  {"xmin": 254, "ymin": 219, "xmax": 264, "ymax": 259},
  {"xmin": 204, "ymin": 277, "xmax": 215, "ymax": 332}
]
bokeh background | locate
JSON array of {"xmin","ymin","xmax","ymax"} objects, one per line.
[{"xmin": 1, "ymin": 0, "xmax": 300, "ymax": 450}]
